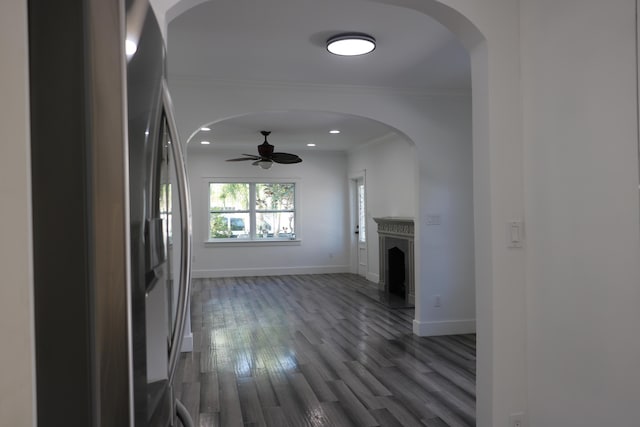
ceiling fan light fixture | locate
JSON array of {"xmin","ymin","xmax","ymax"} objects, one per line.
[
  {"xmin": 326, "ymin": 33, "xmax": 375, "ymax": 56},
  {"xmin": 258, "ymin": 160, "xmax": 273, "ymax": 169}
]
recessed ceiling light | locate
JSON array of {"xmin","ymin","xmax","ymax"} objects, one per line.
[
  {"xmin": 200, "ymin": 127, "xmax": 211, "ymax": 131},
  {"xmin": 329, "ymin": 129, "xmax": 340, "ymax": 134},
  {"xmin": 200, "ymin": 140, "xmax": 211, "ymax": 145},
  {"xmin": 307, "ymin": 143, "xmax": 316, "ymax": 147},
  {"xmin": 327, "ymin": 33, "xmax": 375, "ymax": 56}
]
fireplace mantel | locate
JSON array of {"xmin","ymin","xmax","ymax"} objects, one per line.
[
  {"xmin": 373, "ymin": 217, "xmax": 415, "ymax": 304},
  {"xmin": 373, "ymin": 217, "xmax": 414, "ymax": 237}
]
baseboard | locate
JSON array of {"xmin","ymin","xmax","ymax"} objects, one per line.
[
  {"xmin": 181, "ymin": 332, "xmax": 193, "ymax": 353},
  {"xmin": 412, "ymin": 319, "xmax": 476, "ymax": 337},
  {"xmin": 192, "ymin": 265, "xmax": 350, "ymax": 278},
  {"xmin": 365, "ymin": 272, "xmax": 379, "ymax": 284}
]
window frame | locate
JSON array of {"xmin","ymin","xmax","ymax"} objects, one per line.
[{"xmin": 204, "ymin": 177, "xmax": 301, "ymax": 247}]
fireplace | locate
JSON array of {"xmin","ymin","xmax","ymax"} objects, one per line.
[
  {"xmin": 374, "ymin": 217, "xmax": 415, "ymax": 304},
  {"xmin": 388, "ymin": 244, "xmax": 406, "ymax": 297}
]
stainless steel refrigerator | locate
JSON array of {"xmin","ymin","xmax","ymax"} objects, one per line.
[{"xmin": 29, "ymin": 0, "xmax": 193, "ymax": 425}]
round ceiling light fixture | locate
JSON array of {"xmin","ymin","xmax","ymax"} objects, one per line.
[{"xmin": 326, "ymin": 33, "xmax": 376, "ymax": 56}]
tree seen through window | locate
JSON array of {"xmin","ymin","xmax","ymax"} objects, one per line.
[{"xmin": 209, "ymin": 182, "xmax": 296, "ymax": 240}]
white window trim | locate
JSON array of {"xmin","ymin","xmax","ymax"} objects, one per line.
[{"xmin": 203, "ymin": 177, "xmax": 301, "ymax": 245}]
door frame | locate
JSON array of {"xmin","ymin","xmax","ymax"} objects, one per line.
[{"xmin": 349, "ymin": 170, "xmax": 367, "ymax": 277}]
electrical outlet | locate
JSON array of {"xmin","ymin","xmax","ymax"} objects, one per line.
[
  {"xmin": 509, "ymin": 412, "xmax": 526, "ymax": 427},
  {"xmin": 434, "ymin": 295, "xmax": 441, "ymax": 307},
  {"xmin": 426, "ymin": 214, "xmax": 441, "ymax": 225}
]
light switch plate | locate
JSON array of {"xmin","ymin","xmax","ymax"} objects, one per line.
[{"xmin": 507, "ymin": 220, "xmax": 524, "ymax": 248}]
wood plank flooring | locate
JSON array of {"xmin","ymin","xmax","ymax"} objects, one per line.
[{"xmin": 173, "ymin": 274, "xmax": 476, "ymax": 427}]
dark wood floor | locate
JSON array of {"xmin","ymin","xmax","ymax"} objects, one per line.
[{"xmin": 173, "ymin": 274, "xmax": 476, "ymax": 427}]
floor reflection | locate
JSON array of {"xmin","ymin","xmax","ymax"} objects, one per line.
[{"xmin": 175, "ymin": 274, "xmax": 476, "ymax": 427}]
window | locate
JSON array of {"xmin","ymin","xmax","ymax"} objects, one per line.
[
  {"xmin": 208, "ymin": 181, "xmax": 296, "ymax": 241},
  {"xmin": 159, "ymin": 183, "xmax": 172, "ymax": 243},
  {"xmin": 357, "ymin": 182, "xmax": 366, "ymax": 243}
]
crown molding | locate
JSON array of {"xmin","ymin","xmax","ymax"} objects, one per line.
[
  {"xmin": 346, "ymin": 131, "xmax": 410, "ymax": 156},
  {"xmin": 167, "ymin": 74, "xmax": 471, "ymax": 98}
]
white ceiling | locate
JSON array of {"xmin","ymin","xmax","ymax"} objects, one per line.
[{"xmin": 166, "ymin": 0, "xmax": 470, "ymax": 153}]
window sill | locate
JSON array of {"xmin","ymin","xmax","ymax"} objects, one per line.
[{"xmin": 204, "ymin": 239, "xmax": 302, "ymax": 248}]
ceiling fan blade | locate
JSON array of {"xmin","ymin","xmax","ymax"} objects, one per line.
[
  {"xmin": 251, "ymin": 160, "xmax": 262, "ymax": 166},
  {"xmin": 226, "ymin": 156, "xmax": 259, "ymax": 162},
  {"xmin": 271, "ymin": 152, "xmax": 302, "ymax": 164}
]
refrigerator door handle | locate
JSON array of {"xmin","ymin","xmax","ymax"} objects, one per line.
[{"xmin": 161, "ymin": 79, "xmax": 193, "ymax": 385}]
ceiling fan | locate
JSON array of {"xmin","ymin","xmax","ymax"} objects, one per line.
[{"xmin": 226, "ymin": 131, "xmax": 302, "ymax": 169}]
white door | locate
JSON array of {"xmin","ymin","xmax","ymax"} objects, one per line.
[{"xmin": 355, "ymin": 177, "xmax": 367, "ymax": 277}]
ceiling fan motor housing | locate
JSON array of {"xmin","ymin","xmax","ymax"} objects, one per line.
[
  {"xmin": 258, "ymin": 141, "xmax": 274, "ymax": 157},
  {"xmin": 258, "ymin": 131, "xmax": 274, "ymax": 157}
]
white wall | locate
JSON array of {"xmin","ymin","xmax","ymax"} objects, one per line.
[
  {"xmin": 521, "ymin": 1, "xmax": 640, "ymax": 426},
  {"xmin": 188, "ymin": 147, "xmax": 351, "ymax": 277},
  {"xmin": 413, "ymin": 98, "xmax": 476, "ymax": 334},
  {"xmin": 384, "ymin": 2, "xmax": 526, "ymax": 425},
  {"xmin": 348, "ymin": 132, "xmax": 418, "ymax": 283},
  {"xmin": 347, "ymin": 128, "xmax": 477, "ymax": 328},
  {"xmin": 0, "ymin": 0, "xmax": 36, "ymax": 425}
]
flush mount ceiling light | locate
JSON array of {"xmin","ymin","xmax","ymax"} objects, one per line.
[{"xmin": 326, "ymin": 33, "xmax": 375, "ymax": 56}]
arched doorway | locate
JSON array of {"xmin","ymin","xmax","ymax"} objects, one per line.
[{"xmin": 158, "ymin": 1, "xmax": 527, "ymax": 425}]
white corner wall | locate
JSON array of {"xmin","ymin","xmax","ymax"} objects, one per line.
[
  {"xmin": 412, "ymin": 96, "xmax": 475, "ymax": 336},
  {"xmin": 0, "ymin": 0, "xmax": 36, "ymax": 425},
  {"xmin": 346, "ymin": 125, "xmax": 475, "ymax": 335},
  {"xmin": 348, "ymin": 132, "xmax": 417, "ymax": 283},
  {"xmin": 188, "ymin": 148, "xmax": 350, "ymax": 277},
  {"xmin": 521, "ymin": 1, "xmax": 640, "ymax": 426}
]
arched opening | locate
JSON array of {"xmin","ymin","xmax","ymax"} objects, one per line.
[
  {"xmin": 184, "ymin": 111, "xmax": 431, "ymax": 285},
  {"xmin": 157, "ymin": 1, "xmax": 523, "ymax": 426}
]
